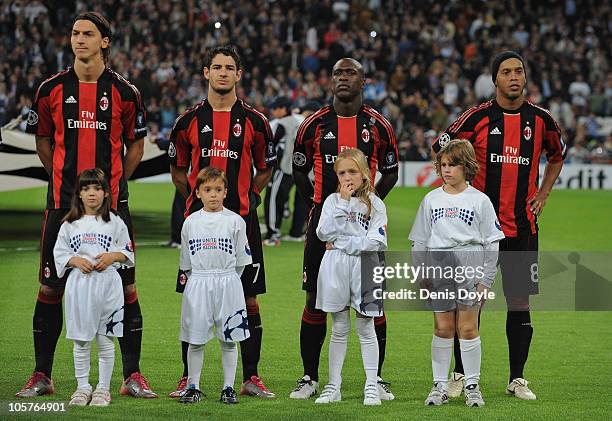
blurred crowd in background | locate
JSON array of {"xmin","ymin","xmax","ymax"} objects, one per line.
[{"xmin": 1, "ymin": 0, "xmax": 610, "ymax": 162}]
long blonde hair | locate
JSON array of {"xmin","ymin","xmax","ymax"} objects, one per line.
[{"xmin": 334, "ymin": 148, "xmax": 375, "ymax": 218}]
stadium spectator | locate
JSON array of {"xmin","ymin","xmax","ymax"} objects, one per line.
[{"xmin": 2, "ymin": 0, "xmax": 610, "ymax": 160}]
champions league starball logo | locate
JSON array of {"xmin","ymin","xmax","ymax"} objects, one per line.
[
  {"xmin": 293, "ymin": 152, "xmax": 307, "ymax": 167},
  {"xmin": 168, "ymin": 142, "xmax": 176, "ymax": 158},
  {"xmin": 27, "ymin": 109, "xmax": 39, "ymax": 126},
  {"xmin": 223, "ymin": 309, "xmax": 249, "ymax": 341}
]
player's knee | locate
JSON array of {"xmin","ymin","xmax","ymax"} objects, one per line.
[
  {"xmin": 505, "ymin": 295, "xmax": 530, "ymax": 311},
  {"xmin": 244, "ymin": 295, "xmax": 257, "ymax": 307},
  {"xmin": 305, "ymin": 291, "xmax": 318, "ymax": 311},
  {"xmin": 39, "ymin": 285, "xmax": 64, "ymax": 300},
  {"xmin": 123, "ymin": 284, "xmax": 136, "ymax": 297}
]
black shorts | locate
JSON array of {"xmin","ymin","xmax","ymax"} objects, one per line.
[
  {"xmin": 40, "ymin": 208, "xmax": 136, "ymax": 288},
  {"xmin": 241, "ymin": 209, "xmax": 266, "ymax": 296},
  {"xmin": 302, "ymin": 204, "xmax": 325, "ymax": 292},
  {"xmin": 175, "ymin": 210, "xmax": 266, "ymax": 296},
  {"xmin": 498, "ymin": 233, "xmax": 539, "ymax": 297}
]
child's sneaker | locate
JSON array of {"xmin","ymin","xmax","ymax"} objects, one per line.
[
  {"xmin": 464, "ymin": 383, "xmax": 485, "ymax": 407},
  {"xmin": 178, "ymin": 387, "xmax": 205, "ymax": 404},
  {"xmin": 314, "ymin": 384, "xmax": 341, "ymax": 404},
  {"xmin": 220, "ymin": 386, "xmax": 238, "ymax": 404},
  {"xmin": 89, "ymin": 388, "xmax": 111, "ymax": 407},
  {"xmin": 424, "ymin": 382, "xmax": 449, "ymax": 406},
  {"xmin": 68, "ymin": 389, "xmax": 92, "ymax": 406},
  {"xmin": 363, "ymin": 382, "xmax": 381, "ymax": 406}
]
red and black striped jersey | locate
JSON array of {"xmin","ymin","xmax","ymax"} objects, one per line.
[
  {"xmin": 26, "ymin": 67, "xmax": 147, "ymax": 210},
  {"xmin": 433, "ymin": 99, "xmax": 566, "ymax": 237},
  {"xmin": 169, "ymin": 98, "xmax": 275, "ymax": 217},
  {"xmin": 292, "ymin": 104, "xmax": 398, "ymax": 204}
]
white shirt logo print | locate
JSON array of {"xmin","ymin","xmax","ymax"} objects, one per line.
[
  {"xmin": 490, "ymin": 127, "xmax": 501, "ymax": 135},
  {"xmin": 65, "ymin": 96, "xmax": 77, "ymax": 104},
  {"xmin": 324, "ymin": 132, "xmax": 336, "ymax": 140},
  {"xmin": 201, "ymin": 125, "xmax": 212, "ymax": 133}
]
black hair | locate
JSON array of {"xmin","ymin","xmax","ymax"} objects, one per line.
[
  {"xmin": 203, "ymin": 45, "xmax": 242, "ymax": 70},
  {"xmin": 63, "ymin": 168, "xmax": 112, "ymax": 223},
  {"xmin": 73, "ymin": 12, "xmax": 113, "ymax": 62}
]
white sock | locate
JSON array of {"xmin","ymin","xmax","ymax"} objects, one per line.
[
  {"xmin": 96, "ymin": 334, "xmax": 115, "ymax": 390},
  {"xmin": 329, "ymin": 310, "xmax": 350, "ymax": 388},
  {"xmin": 73, "ymin": 340, "xmax": 92, "ymax": 392},
  {"xmin": 355, "ymin": 317, "xmax": 378, "ymax": 388},
  {"xmin": 187, "ymin": 343, "xmax": 205, "ymax": 390},
  {"xmin": 459, "ymin": 337, "xmax": 481, "ymax": 387},
  {"xmin": 431, "ymin": 335, "xmax": 453, "ymax": 391},
  {"xmin": 219, "ymin": 341, "xmax": 237, "ymax": 389}
]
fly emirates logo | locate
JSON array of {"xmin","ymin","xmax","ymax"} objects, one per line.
[
  {"xmin": 67, "ymin": 111, "xmax": 107, "ymax": 130},
  {"xmin": 490, "ymin": 146, "xmax": 530, "ymax": 166},
  {"xmin": 201, "ymin": 139, "xmax": 238, "ymax": 159}
]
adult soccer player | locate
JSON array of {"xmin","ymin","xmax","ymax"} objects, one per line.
[
  {"xmin": 433, "ymin": 51, "xmax": 565, "ymax": 400},
  {"xmin": 16, "ymin": 12, "xmax": 157, "ymax": 398},
  {"xmin": 169, "ymin": 45, "xmax": 276, "ymax": 398},
  {"xmin": 290, "ymin": 58, "xmax": 399, "ymax": 400}
]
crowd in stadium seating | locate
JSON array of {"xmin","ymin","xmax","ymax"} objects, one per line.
[{"xmin": 0, "ymin": 0, "xmax": 610, "ymax": 162}]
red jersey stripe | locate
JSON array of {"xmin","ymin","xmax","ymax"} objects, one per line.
[
  {"xmin": 337, "ymin": 116, "xmax": 357, "ymax": 152},
  {"xmin": 499, "ymin": 114, "xmax": 520, "ymax": 235},
  {"xmin": 76, "ymin": 83, "xmax": 97, "ymax": 176},
  {"xmin": 210, "ymin": 111, "xmax": 230, "ymax": 171},
  {"xmin": 51, "ymin": 85, "xmax": 65, "ymax": 208}
]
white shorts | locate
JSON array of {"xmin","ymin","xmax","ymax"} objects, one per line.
[
  {"xmin": 64, "ymin": 269, "xmax": 124, "ymax": 341},
  {"xmin": 426, "ymin": 247, "xmax": 485, "ymax": 312},
  {"xmin": 180, "ymin": 269, "xmax": 250, "ymax": 345},
  {"xmin": 316, "ymin": 250, "xmax": 383, "ymax": 317}
]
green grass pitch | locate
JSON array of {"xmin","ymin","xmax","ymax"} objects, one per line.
[{"xmin": 0, "ymin": 184, "xmax": 611, "ymax": 420}]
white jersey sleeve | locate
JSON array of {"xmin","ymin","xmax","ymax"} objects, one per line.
[
  {"xmin": 54, "ymin": 221, "xmax": 75, "ymax": 278},
  {"xmin": 234, "ymin": 216, "xmax": 253, "ymax": 268},
  {"xmin": 112, "ymin": 215, "xmax": 134, "ymax": 267},
  {"xmin": 316, "ymin": 194, "xmax": 349, "ymax": 242},
  {"xmin": 479, "ymin": 197, "xmax": 505, "ymax": 245},
  {"xmin": 409, "ymin": 193, "xmax": 432, "ymax": 246},
  {"xmin": 333, "ymin": 196, "xmax": 388, "ymax": 255}
]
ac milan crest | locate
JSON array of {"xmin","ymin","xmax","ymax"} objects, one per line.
[
  {"xmin": 44, "ymin": 266, "xmax": 51, "ymax": 279},
  {"xmin": 179, "ymin": 273, "xmax": 187, "ymax": 286},
  {"xmin": 361, "ymin": 128, "xmax": 370, "ymax": 143},
  {"xmin": 99, "ymin": 96, "xmax": 109, "ymax": 111},
  {"xmin": 523, "ymin": 125, "xmax": 532, "ymax": 141},
  {"xmin": 233, "ymin": 123, "xmax": 242, "ymax": 137}
]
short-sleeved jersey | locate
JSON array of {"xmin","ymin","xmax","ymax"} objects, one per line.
[
  {"xmin": 179, "ymin": 208, "xmax": 252, "ymax": 272},
  {"xmin": 169, "ymin": 98, "xmax": 275, "ymax": 217},
  {"xmin": 316, "ymin": 192, "xmax": 388, "ymax": 255},
  {"xmin": 26, "ymin": 67, "xmax": 147, "ymax": 210},
  {"xmin": 54, "ymin": 213, "xmax": 135, "ymax": 277},
  {"xmin": 293, "ymin": 105, "xmax": 398, "ymax": 205},
  {"xmin": 433, "ymin": 100, "xmax": 566, "ymax": 237},
  {"xmin": 409, "ymin": 186, "xmax": 505, "ymax": 249}
]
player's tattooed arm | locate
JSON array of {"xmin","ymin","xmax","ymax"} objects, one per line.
[
  {"xmin": 124, "ymin": 138, "xmax": 144, "ymax": 179},
  {"xmin": 35, "ymin": 136, "xmax": 53, "ymax": 175}
]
